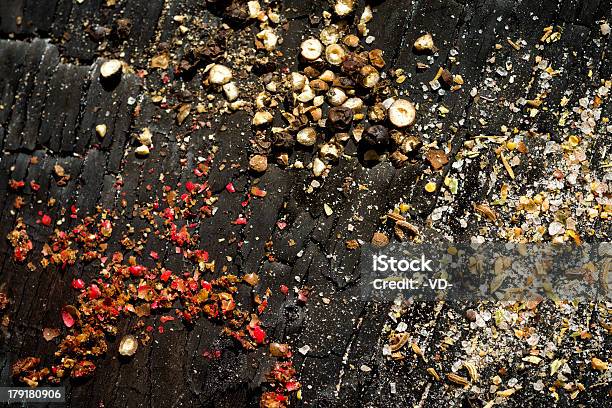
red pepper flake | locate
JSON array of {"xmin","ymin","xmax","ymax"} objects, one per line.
[
  {"xmin": 30, "ymin": 180, "xmax": 40, "ymax": 191},
  {"xmin": 248, "ymin": 323, "xmax": 266, "ymax": 344},
  {"xmin": 286, "ymin": 381, "xmax": 300, "ymax": 392},
  {"xmin": 61, "ymin": 306, "xmax": 78, "ymax": 328},
  {"xmin": 71, "ymin": 279, "xmax": 85, "ymax": 290},
  {"xmin": 12, "ymin": 154, "xmax": 303, "ymax": 396},
  {"xmin": 160, "ymin": 269, "xmax": 172, "ymax": 282},
  {"xmin": 160, "ymin": 315, "xmax": 175, "ymax": 323},
  {"xmin": 71, "ymin": 361, "xmax": 96, "ymax": 378},
  {"xmin": 276, "ymin": 221, "xmax": 287, "ymax": 230},
  {"xmin": 297, "ymin": 289, "xmax": 309, "ymax": 304},
  {"xmin": 192, "ymin": 250, "xmax": 209, "ymax": 264},
  {"xmin": 9, "ymin": 179, "xmax": 25, "ymax": 190},
  {"xmin": 260, "ymin": 392, "xmax": 288, "ymax": 408},
  {"xmin": 202, "ymin": 349, "xmax": 222, "ymax": 359},
  {"xmin": 234, "ymin": 216, "xmax": 247, "ymax": 225},
  {"xmin": 128, "ymin": 265, "xmax": 147, "ymax": 277},
  {"xmin": 185, "ymin": 181, "xmax": 196, "ymax": 193},
  {"xmin": 279, "ymin": 285, "xmax": 289, "ymax": 296},
  {"xmin": 7, "ymin": 218, "xmax": 33, "ymax": 262},
  {"xmin": 88, "ymin": 284, "xmax": 102, "ymax": 300},
  {"xmin": 250, "ymin": 186, "xmax": 267, "ymax": 198},
  {"xmin": 257, "ymin": 298, "xmax": 268, "ymax": 314},
  {"xmin": 99, "ymin": 219, "xmax": 112, "ymax": 237},
  {"xmin": 41, "ymin": 214, "xmax": 52, "ymax": 226}
]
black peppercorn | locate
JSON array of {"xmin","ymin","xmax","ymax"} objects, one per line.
[
  {"xmin": 363, "ymin": 125, "xmax": 390, "ymax": 147},
  {"xmin": 327, "ymin": 107, "xmax": 353, "ymax": 130}
]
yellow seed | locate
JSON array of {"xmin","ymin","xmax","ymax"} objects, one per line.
[
  {"xmin": 95, "ymin": 124, "xmax": 107, "ymax": 138},
  {"xmin": 591, "ymin": 357, "xmax": 608, "ymax": 371},
  {"xmin": 497, "ymin": 389, "xmax": 516, "ymax": 397},
  {"xmin": 463, "ymin": 361, "xmax": 479, "ymax": 382},
  {"xmin": 425, "ymin": 182, "xmax": 436, "ymax": 193},
  {"xmin": 533, "ymin": 194, "xmax": 543, "ymax": 205},
  {"xmin": 500, "ymin": 152, "xmax": 515, "ymax": 179},
  {"xmin": 506, "ymin": 140, "xmax": 517, "ymax": 150},
  {"xmin": 447, "ymin": 373, "xmax": 469, "ymax": 386},
  {"xmin": 411, "ymin": 342, "xmax": 423, "ymax": 357},
  {"xmin": 427, "ymin": 367, "xmax": 441, "ymax": 381},
  {"xmin": 568, "ymin": 135, "xmax": 580, "ymax": 146}
]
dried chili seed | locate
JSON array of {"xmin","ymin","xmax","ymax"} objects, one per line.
[
  {"xmin": 0, "ymin": 292, "xmax": 8, "ymax": 311},
  {"xmin": 368, "ymin": 49, "xmax": 385, "ymax": 69},
  {"xmin": 71, "ymin": 361, "xmax": 96, "ymax": 378},
  {"xmin": 260, "ymin": 391, "xmax": 288, "ymax": 407},
  {"xmin": 243, "ymin": 273, "xmax": 260, "ymax": 286},
  {"xmin": 327, "ymin": 107, "xmax": 353, "ymax": 130},
  {"xmin": 269, "ymin": 342, "xmax": 291, "ymax": 358},
  {"xmin": 426, "ymin": 149, "xmax": 449, "ymax": 170},
  {"xmin": 413, "ymin": 33, "xmax": 437, "ymax": 53},
  {"xmin": 42, "ymin": 328, "xmax": 60, "ymax": 341},
  {"xmin": 11, "ymin": 357, "xmax": 40, "ymax": 377},
  {"xmin": 363, "ymin": 125, "xmax": 390, "ymax": 147}
]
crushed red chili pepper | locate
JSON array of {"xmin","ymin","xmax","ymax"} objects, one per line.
[
  {"xmin": 8, "ymin": 158, "xmax": 300, "ymax": 406},
  {"xmin": 7, "ymin": 218, "xmax": 33, "ymax": 262}
]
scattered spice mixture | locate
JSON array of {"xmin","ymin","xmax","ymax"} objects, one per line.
[{"xmin": 1, "ymin": 0, "xmax": 610, "ymax": 407}]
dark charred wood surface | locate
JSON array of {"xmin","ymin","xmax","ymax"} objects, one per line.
[{"xmin": 0, "ymin": 1, "xmax": 610, "ymax": 407}]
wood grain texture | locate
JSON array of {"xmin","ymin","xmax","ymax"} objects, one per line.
[{"xmin": 0, "ymin": 1, "xmax": 610, "ymax": 407}]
